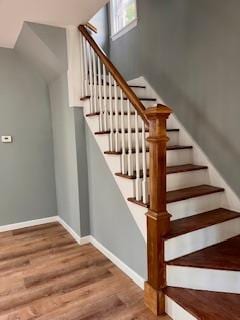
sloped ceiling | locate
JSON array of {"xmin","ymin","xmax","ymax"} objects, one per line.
[{"xmin": 0, "ymin": 0, "xmax": 109, "ymax": 48}]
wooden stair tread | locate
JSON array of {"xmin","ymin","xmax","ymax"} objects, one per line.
[
  {"xmin": 165, "ymin": 208, "xmax": 240, "ymax": 239},
  {"xmin": 81, "ymin": 95, "xmax": 156, "ymax": 101},
  {"xmin": 165, "ymin": 287, "xmax": 240, "ymax": 320},
  {"xmin": 128, "ymin": 185, "xmax": 224, "ymax": 208},
  {"xmin": 95, "ymin": 128, "xmax": 178, "ymax": 135},
  {"xmin": 88, "ymin": 81, "xmax": 146, "ymax": 88},
  {"xmin": 168, "ymin": 235, "xmax": 240, "ymax": 271},
  {"xmin": 104, "ymin": 145, "xmax": 192, "ymax": 155},
  {"xmin": 86, "ymin": 111, "xmax": 136, "ymax": 117},
  {"xmin": 116, "ymin": 164, "xmax": 208, "ymax": 180}
]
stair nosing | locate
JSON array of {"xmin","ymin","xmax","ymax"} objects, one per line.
[
  {"xmin": 104, "ymin": 145, "xmax": 192, "ymax": 155},
  {"xmin": 128, "ymin": 185, "xmax": 225, "ymax": 208},
  {"xmin": 95, "ymin": 128, "xmax": 179, "ymax": 135},
  {"xmin": 115, "ymin": 164, "xmax": 208, "ymax": 180},
  {"xmin": 164, "ymin": 208, "xmax": 240, "ymax": 240},
  {"xmin": 81, "ymin": 95, "xmax": 156, "ymax": 101}
]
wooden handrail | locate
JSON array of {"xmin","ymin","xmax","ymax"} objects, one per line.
[
  {"xmin": 78, "ymin": 24, "xmax": 149, "ymax": 124},
  {"xmin": 85, "ymin": 22, "xmax": 98, "ymax": 34}
]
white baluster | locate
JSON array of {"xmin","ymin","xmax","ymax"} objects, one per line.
[
  {"xmin": 102, "ymin": 65, "xmax": 108, "ymax": 131},
  {"xmin": 141, "ymin": 120, "xmax": 148, "ymax": 204},
  {"xmin": 114, "ymin": 80, "xmax": 119, "ymax": 151},
  {"xmin": 120, "ymin": 90, "xmax": 127, "ymax": 174},
  {"xmin": 80, "ymin": 35, "xmax": 85, "ymax": 97},
  {"xmin": 127, "ymin": 101, "xmax": 134, "ymax": 176},
  {"xmin": 83, "ymin": 38, "xmax": 88, "ymax": 97},
  {"xmin": 87, "ymin": 43, "xmax": 93, "ymax": 113},
  {"xmin": 135, "ymin": 110, "xmax": 142, "ymax": 201},
  {"xmin": 109, "ymin": 75, "xmax": 114, "ymax": 151},
  {"xmin": 92, "ymin": 49, "xmax": 97, "ymax": 113},
  {"xmin": 97, "ymin": 58, "xmax": 103, "ymax": 131}
]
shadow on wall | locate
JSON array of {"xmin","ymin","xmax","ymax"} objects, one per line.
[
  {"xmin": 153, "ymin": 71, "xmax": 240, "ymax": 195},
  {"xmin": 108, "ymin": 0, "xmax": 240, "ymax": 197}
]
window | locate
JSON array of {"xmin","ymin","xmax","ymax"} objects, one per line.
[{"xmin": 110, "ymin": 0, "xmax": 138, "ymax": 40}]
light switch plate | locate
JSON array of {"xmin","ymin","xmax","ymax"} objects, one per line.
[{"xmin": 1, "ymin": 136, "xmax": 13, "ymax": 143}]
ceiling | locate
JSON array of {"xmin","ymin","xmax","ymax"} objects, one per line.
[{"xmin": 0, "ymin": 0, "xmax": 109, "ymax": 48}]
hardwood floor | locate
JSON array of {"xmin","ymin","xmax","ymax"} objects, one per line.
[{"xmin": 0, "ymin": 222, "xmax": 170, "ymax": 319}]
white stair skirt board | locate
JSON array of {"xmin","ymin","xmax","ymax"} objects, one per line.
[
  {"xmin": 168, "ymin": 193, "xmax": 223, "ymax": 220},
  {"xmin": 0, "ymin": 216, "xmax": 58, "ymax": 233},
  {"xmin": 167, "ymin": 266, "xmax": 240, "ymax": 294},
  {"xmin": 165, "ymin": 217, "xmax": 240, "ymax": 261},
  {"xmin": 165, "ymin": 296, "xmax": 197, "ymax": 320}
]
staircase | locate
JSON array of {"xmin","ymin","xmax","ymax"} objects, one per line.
[{"xmin": 78, "ymin": 24, "xmax": 240, "ymax": 319}]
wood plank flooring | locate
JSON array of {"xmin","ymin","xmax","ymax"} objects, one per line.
[{"xmin": 0, "ymin": 222, "xmax": 170, "ymax": 319}]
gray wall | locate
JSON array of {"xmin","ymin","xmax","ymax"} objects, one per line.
[
  {"xmin": 0, "ymin": 48, "xmax": 57, "ymax": 225},
  {"xmin": 49, "ymin": 74, "xmax": 83, "ymax": 235},
  {"xmin": 74, "ymin": 110, "xmax": 90, "ymax": 236},
  {"xmin": 90, "ymin": 5, "xmax": 110, "ymax": 54},
  {"xmin": 85, "ymin": 124, "xmax": 147, "ymax": 278},
  {"xmin": 15, "ymin": 22, "xmax": 67, "ymax": 83},
  {"xmin": 16, "ymin": 22, "xmax": 90, "ymax": 236},
  {"xmin": 109, "ymin": 0, "xmax": 240, "ymax": 197}
]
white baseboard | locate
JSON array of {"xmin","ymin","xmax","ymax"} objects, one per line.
[
  {"xmin": 57, "ymin": 218, "xmax": 145, "ymax": 289},
  {"xmin": 57, "ymin": 216, "xmax": 91, "ymax": 245},
  {"xmin": 90, "ymin": 236, "xmax": 145, "ymax": 290},
  {"xmin": 0, "ymin": 216, "xmax": 58, "ymax": 233}
]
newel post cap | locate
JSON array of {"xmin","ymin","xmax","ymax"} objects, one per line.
[{"xmin": 145, "ymin": 104, "xmax": 172, "ymax": 121}]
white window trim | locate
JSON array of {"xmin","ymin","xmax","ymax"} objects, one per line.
[{"xmin": 110, "ymin": 0, "xmax": 138, "ymax": 41}]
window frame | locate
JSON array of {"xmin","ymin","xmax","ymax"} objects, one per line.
[{"xmin": 110, "ymin": 0, "xmax": 138, "ymax": 41}]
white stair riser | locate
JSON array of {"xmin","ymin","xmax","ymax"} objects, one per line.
[
  {"xmin": 90, "ymin": 99, "xmax": 157, "ymax": 111},
  {"xmin": 167, "ymin": 170, "xmax": 208, "ymax": 191},
  {"xmin": 165, "ymin": 296, "xmax": 197, "ymax": 320},
  {"xmin": 165, "ymin": 217, "xmax": 240, "ymax": 261},
  {"xmin": 167, "ymin": 149, "xmax": 193, "ymax": 166},
  {"xmin": 168, "ymin": 193, "xmax": 223, "ymax": 220},
  {"xmin": 117, "ymin": 148, "xmax": 193, "ymax": 170},
  {"xmin": 94, "ymin": 85, "xmax": 148, "ymax": 98},
  {"xmin": 105, "ymin": 149, "xmax": 192, "ymax": 173},
  {"xmin": 116, "ymin": 170, "xmax": 209, "ymax": 198},
  {"xmin": 87, "ymin": 114, "xmax": 178, "ymax": 133},
  {"xmin": 167, "ymin": 266, "xmax": 240, "ymax": 294},
  {"xmin": 95, "ymin": 131, "xmax": 179, "ymax": 151}
]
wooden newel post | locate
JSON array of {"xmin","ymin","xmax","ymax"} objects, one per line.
[{"xmin": 144, "ymin": 104, "xmax": 172, "ymax": 316}]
